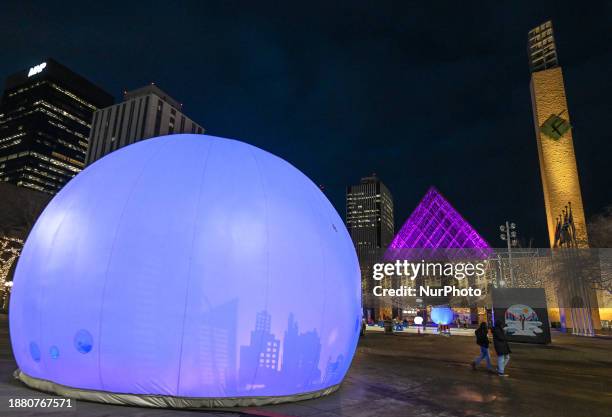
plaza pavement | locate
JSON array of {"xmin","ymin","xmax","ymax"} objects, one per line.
[{"xmin": 0, "ymin": 314, "xmax": 610, "ymax": 417}]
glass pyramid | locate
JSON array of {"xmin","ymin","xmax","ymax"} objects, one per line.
[{"xmin": 387, "ymin": 187, "xmax": 491, "ymax": 259}]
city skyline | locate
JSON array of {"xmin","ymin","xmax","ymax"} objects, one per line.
[
  {"xmin": 0, "ymin": 5, "xmax": 611, "ymax": 415},
  {"xmin": 1, "ymin": 3, "xmax": 611, "ymax": 246}
]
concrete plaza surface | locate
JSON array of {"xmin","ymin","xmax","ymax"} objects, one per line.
[{"xmin": 0, "ymin": 315, "xmax": 610, "ymax": 417}]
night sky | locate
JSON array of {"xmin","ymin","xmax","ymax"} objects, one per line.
[{"xmin": 2, "ymin": 2, "xmax": 611, "ymax": 247}]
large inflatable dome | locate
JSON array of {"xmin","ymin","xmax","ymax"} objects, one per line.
[{"xmin": 9, "ymin": 134, "xmax": 361, "ymax": 408}]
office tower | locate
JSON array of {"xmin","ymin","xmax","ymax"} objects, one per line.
[
  {"xmin": 528, "ymin": 21, "xmax": 600, "ymax": 334},
  {"xmin": 86, "ymin": 84, "xmax": 204, "ymax": 165},
  {"xmin": 346, "ymin": 175, "xmax": 394, "ymax": 252},
  {"xmin": 346, "ymin": 175, "xmax": 394, "ymax": 320},
  {"xmin": 0, "ymin": 58, "xmax": 113, "ymax": 194}
]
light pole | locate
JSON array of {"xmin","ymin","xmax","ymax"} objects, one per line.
[
  {"xmin": 499, "ymin": 221, "xmax": 518, "ymax": 287},
  {"xmin": 2, "ymin": 281, "xmax": 12, "ymax": 311},
  {"xmin": 496, "ymin": 254, "xmax": 505, "ymax": 287}
]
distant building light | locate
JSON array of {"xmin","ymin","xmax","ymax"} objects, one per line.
[{"xmin": 28, "ymin": 62, "xmax": 47, "ymax": 77}]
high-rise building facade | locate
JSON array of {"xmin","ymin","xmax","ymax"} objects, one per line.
[
  {"xmin": 346, "ymin": 175, "xmax": 394, "ymax": 320},
  {"xmin": 528, "ymin": 21, "xmax": 601, "ymax": 334},
  {"xmin": 0, "ymin": 58, "xmax": 113, "ymax": 194},
  {"xmin": 86, "ymin": 84, "xmax": 204, "ymax": 165},
  {"xmin": 346, "ymin": 175, "xmax": 394, "ymax": 251}
]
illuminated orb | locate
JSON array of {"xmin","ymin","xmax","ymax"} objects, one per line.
[
  {"xmin": 413, "ymin": 316, "xmax": 423, "ymax": 325},
  {"xmin": 9, "ymin": 134, "xmax": 361, "ymax": 408},
  {"xmin": 430, "ymin": 307, "xmax": 454, "ymax": 325}
]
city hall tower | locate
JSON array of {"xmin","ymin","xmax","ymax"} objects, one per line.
[
  {"xmin": 528, "ymin": 21, "xmax": 588, "ymax": 248},
  {"xmin": 528, "ymin": 21, "xmax": 603, "ymax": 334}
]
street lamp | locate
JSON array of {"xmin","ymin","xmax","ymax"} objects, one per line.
[{"xmin": 499, "ymin": 221, "xmax": 518, "ymax": 287}]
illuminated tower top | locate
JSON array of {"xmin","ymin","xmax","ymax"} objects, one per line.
[{"xmin": 528, "ymin": 20, "xmax": 559, "ymax": 73}]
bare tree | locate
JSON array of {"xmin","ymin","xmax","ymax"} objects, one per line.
[
  {"xmin": 0, "ymin": 183, "xmax": 50, "ymax": 290},
  {"xmin": 588, "ymin": 206, "xmax": 612, "ymax": 248},
  {"xmin": 0, "ymin": 183, "xmax": 50, "ymax": 238}
]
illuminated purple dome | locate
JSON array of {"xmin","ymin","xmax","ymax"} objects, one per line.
[{"xmin": 9, "ymin": 134, "xmax": 361, "ymax": 408}]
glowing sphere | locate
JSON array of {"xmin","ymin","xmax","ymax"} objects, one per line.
[
  {"xmin": 9, "ymin": 134, "xmax": 361, "ymax": 407},
  {"xmin": 413, "ymin": 316, "xmax": 423, "ymax": 325},
  {"xmin": 430, "ymin": 307, "xmax": 454, "ymax": 325}
]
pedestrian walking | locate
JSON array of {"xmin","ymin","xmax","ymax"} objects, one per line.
[
  {"xmin": 471, "ymin": 322, "xmax": 493, "ymax": 371},
  {"xmin": 493, "ymin": 319, "xmax": 511, "ymax": 376}
]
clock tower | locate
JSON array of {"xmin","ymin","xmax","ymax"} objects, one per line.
[
  {"xmin": 528, "ymin": 21, "xmax": 588, "ymax": 248},
  {"xmin": 528, "ymin": 21, "xmax": 602, "ymax": 334}
]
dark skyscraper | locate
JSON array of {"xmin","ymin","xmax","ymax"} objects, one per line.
[
  {"xmin": 346, "ymin": 175, "xmax": 394, "ymax": 320},
  {"xmin": 346, "ymin": 175, "xmax": 394, "ymax": 250},
  {"xmin": 0, "ymin": 58, "xmax": 113, "ymax": 194}
]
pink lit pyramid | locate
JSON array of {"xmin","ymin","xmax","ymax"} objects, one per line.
[{"xmin": 387, "ymin": 187, "xmax": 491, "ymax": 258}]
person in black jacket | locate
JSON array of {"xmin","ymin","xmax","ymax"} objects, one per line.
[
  {"xmin": 471, "ymin": 322, "xmax": 492, "ymax": 371},
  {"xmin": 493, "ymin": 319, "xmax": 512, "ymax": 376}
]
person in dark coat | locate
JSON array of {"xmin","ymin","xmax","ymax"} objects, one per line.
[
  {"xmin": 471, "ymin": 322, "xmax": 492, "ymax": 371},
  {"xmin": 493, "ymin": 319, "xmax": 512, "ymax": 376}
]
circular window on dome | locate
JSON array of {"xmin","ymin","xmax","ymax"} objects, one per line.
[
  {"xmin": 74, "ymin": 330, "xmax": 93, "ymax": 354},
  {"xmin": 29, "ymin": 342, "xmax": 41, "ymax": 362},
  {"xmin": 49, "ymin": 345, "xmax": 60, "ymax": 359}
]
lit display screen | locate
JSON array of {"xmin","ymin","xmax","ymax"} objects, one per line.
[{"xmin": 431, "ymin": 307, "xmax": 454, "ymax": 325}]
